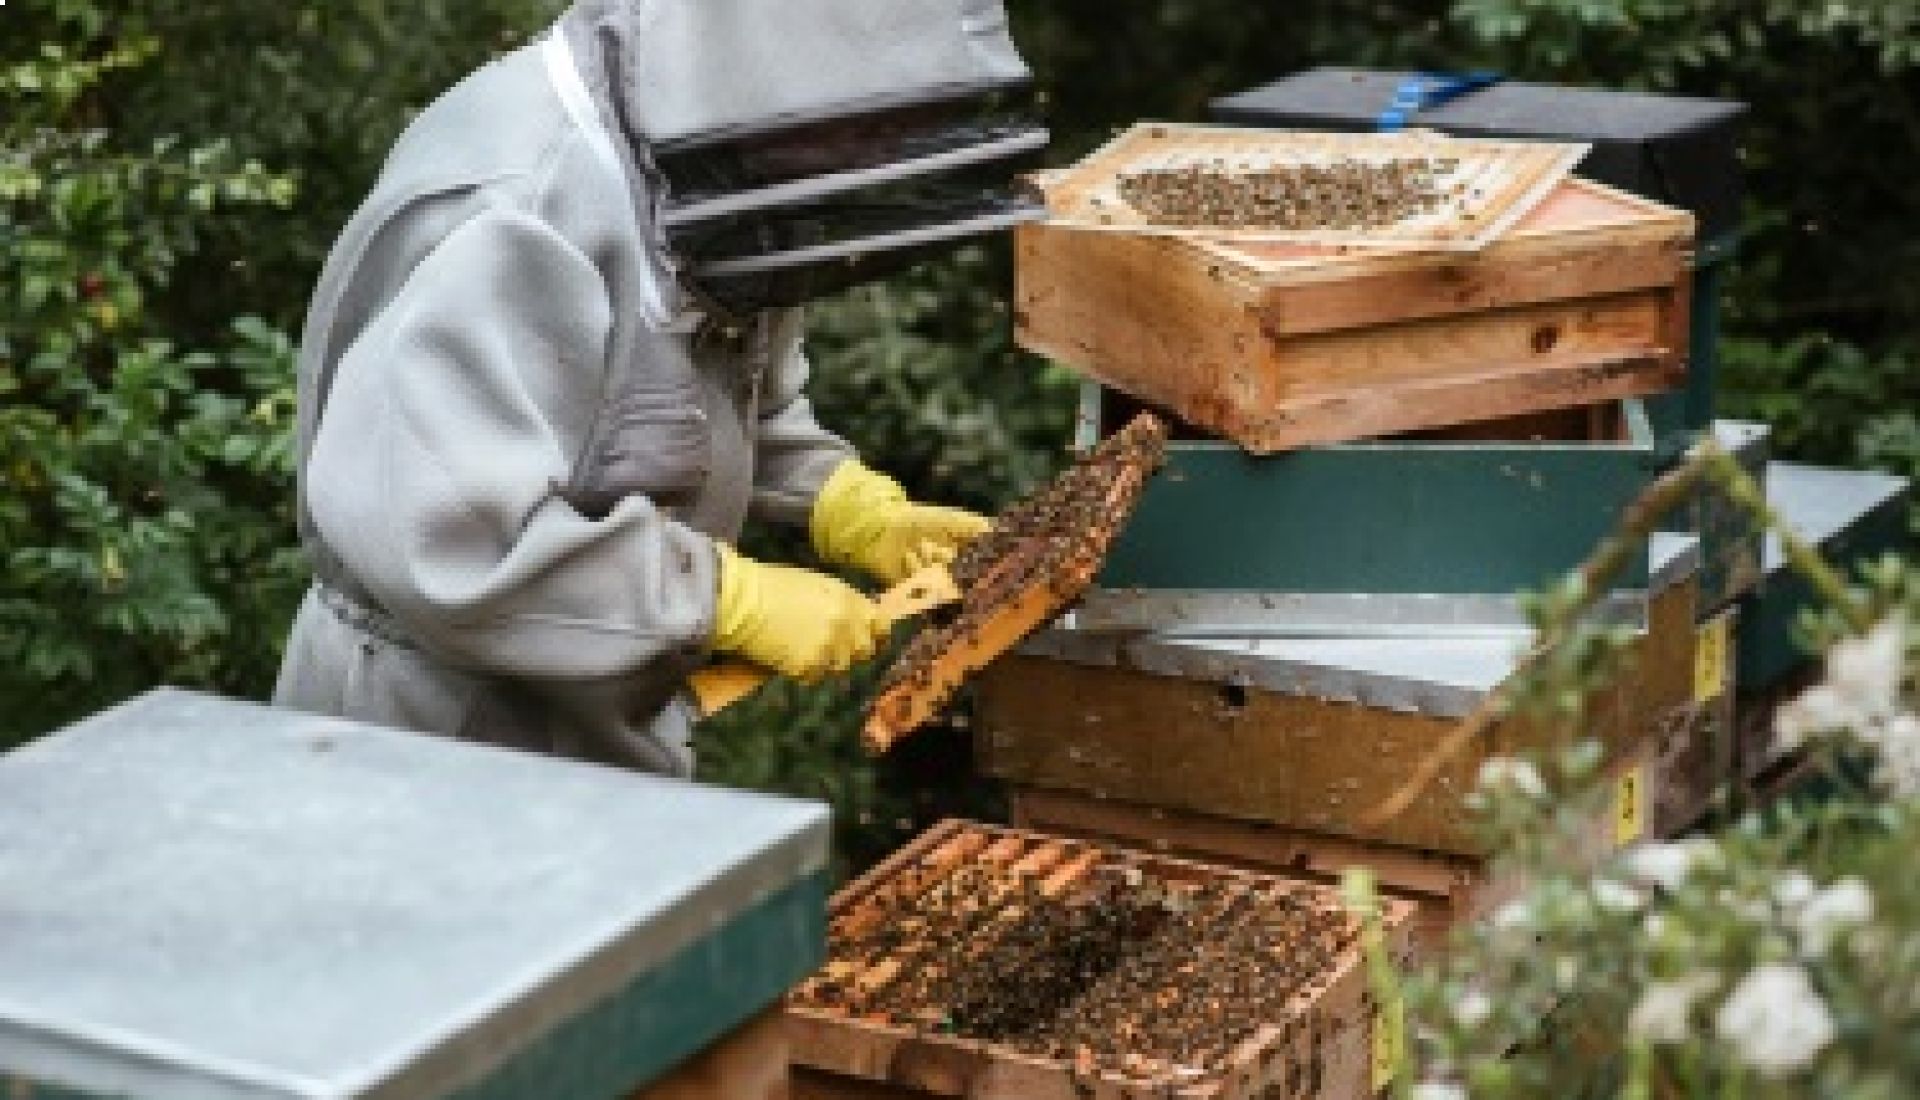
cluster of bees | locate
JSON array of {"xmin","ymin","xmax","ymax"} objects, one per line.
[
  {"xmin": 799, "ymin": 834, "xmax": 1357, "ymax": 1088},
  {"xmin": 869, "ymin": 415, "xmax": 1168, "ymax": 723},
  {"xmin": 1116, "ymin": 156, "xmax": 1465, "ymax": 231}
]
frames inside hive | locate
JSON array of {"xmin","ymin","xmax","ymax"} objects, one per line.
[
  {"xmin": 790, "ymin": 821, "xmax": 1369, "ymax": 1095},
  {"xmin": 863, "ymin": 412, "xmax": 1169, "ymax": 754}
]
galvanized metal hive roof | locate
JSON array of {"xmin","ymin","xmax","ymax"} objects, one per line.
[
  {"xmin": 1763, "ymin": 462, "xmax": 1910, "ymax": 575},
  {"xmin": 1033, "ymin": 534, "xmax": 1701, "ymax": 719},
  {"xmin": 0, "ymin": 690, "xmax": 829, "ymax": 1100}
]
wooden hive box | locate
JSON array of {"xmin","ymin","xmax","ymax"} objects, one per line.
[
  {"xmin": 788, "ymin": 821, "xmax": 1417, "ymax": 1100},
  {"xmin": 1208, "ymin": 72, "xmax": 1751, "ymax": 436},
  {"xmin": 979, "ymin": 536, "xmax": 1712, "ymax": 857},
  {"xmin": 1017, "ymin": 168, "xmax": 1696, "ymax": 453},
  {"xmin": 1008, "ymin": 654, "xmax": 1736, "ymax": 966}
]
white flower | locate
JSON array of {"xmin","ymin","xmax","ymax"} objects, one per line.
[
  {"xmin": 1409, "ymin": 1084, "xmax": 1467, "ymax": 1100},
  {"xmin": 1491, "ymin": 900, "xmax": 1533, "ymax": 930},
  {"xmin": 1715, "ymin": 964, "xmax": 1836, "ymax": 1078},
  {"xmin": 1773, "ymin": 871, "xmax": 1817, "ymax": 910},
  {"xmin": 1592, "ymin": 878, "xmax": 1646, "ymax": 914},
  {"xmin": 1778, "ymin": 619, "xmax": 1911, "ymax": 752},
  {"xmin": 1478, "ymin": 757, "xmax": 1547, "ymax": 800},
  {"xmin": 1797, "ymin": 878, "xmax": 1873, "ymax": 956},
  {"xmin": 1829, "ymin": 618, "xmax": 1906, "ymax": 717},
  {"xmin": 1775, "ymin": 684, "xmax": 1860, "ymax": 747},
  {"xmin": 1873, "ymin": 713, "xmax": 1920, "ymax": 797},
  {"xmin": 1629, "ymin": 972, "xmax": 1719, "ymax": 1044},
  {"xmin": 1556, "ymin": 956, "xmax": 1581, "ymax": 990},
  {"xmin": 1623, "ymin": 841, "xmax": 1714, "ymax": 892},
  {"xmin": 1453, "ymin": 988, "xmax": 1492, "ymax": 1027}
]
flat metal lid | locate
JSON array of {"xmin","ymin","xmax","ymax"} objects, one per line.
[
  {"xmin": 1026, "ymin": 626, "xmax": 1525, "ymax": 718},
  {"xmin": 0, "ymin": 690, "xmax": 828, "ymax": 1100},
  {"xmin": 1036, "ymin": 535, "xmax": 1703, "ymax": 718},
  {"xmin": 1213, "ymin": 68, "xmax": 1748, "ymax": 141},
  {"xmin": 1765, "ymin": 462, "xmax": 1910, "ymax": 574}
]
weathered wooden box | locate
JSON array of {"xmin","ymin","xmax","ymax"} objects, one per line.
[
  {"xmin": 0, "ymin": 690, "xmax": 828, "ymax": 1100},
  {"xmin": 1008, "ymin": 622, "xmax": 1736, "ymax": 964},
  {"xmin": 640, "ymin": 1010, "xmax": 787, "ymax": 1100},
  {"xmin": 1078, "ymin": 388, "xmax": 1666, "ymax": 636},
  {"xmin": 788, "ymin": 820, "xmax": 1416, "ymax": 1100},
  {"xmin": 1210, "ymin": 71, "xmax": 1749, "ymax": 435},
  {"xmin": 1017, "ymin": 166, "xmax": 1695, "ymax": 452},
  {"xmin": 980, "ymin": 539, "xmax": 1710, "ymax": 856}
]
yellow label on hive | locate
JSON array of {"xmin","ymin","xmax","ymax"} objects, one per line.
[
  {"xmin": 1372, "ymin": 992, "xmax": 1406, "ymax": 1091},
  {"xmin": 1615, "ymin": 765, "xmax": 1649, "ymax": 847},
  {"xmin": 1694, "ymin": 616, "xmax": 1732, "ymax": 704}
]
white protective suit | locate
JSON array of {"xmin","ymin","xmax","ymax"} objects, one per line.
[{"xmin": 274, "ymin": 0, "xmax": 1030, "ymax": 774}]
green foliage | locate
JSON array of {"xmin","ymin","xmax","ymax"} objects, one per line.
[
  {"xmin": 1444, "ymin": 0, "xmax": 1920, "ymax": 516},
  {"xmin": 0, "ymin": 9, "xmax": 305, "ymax": 740},
  {"xmin": 92, "ymin": 0, "xmax": 568, "ymax": 335},
  {"xmin": 804, "ymin": 247, "xmax": 1082, "ymax": 511}
]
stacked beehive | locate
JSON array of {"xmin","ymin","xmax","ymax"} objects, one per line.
[
  {"xmin": 969, "ymin": 78, "xmax": 1914, "ymax": 966},
  {"xmin": 1206, "ymin": 75, "xmax": 1912, "ymax": 797},
  {"xmin": 792, "ymin": 80, "xmax": 1912, "ymax": 1100},
  {"xmin": 966, "ymin": 113, "xmax": 1722, "ymax": 974}
]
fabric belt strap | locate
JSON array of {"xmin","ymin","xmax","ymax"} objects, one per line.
[
  {"xmin": 316, "ymin": 581, "xmax": 418, "ymax": 652},
  {"xmin": 1376, "ymin": 71, "xmax": 1504, "ymax": 132}
]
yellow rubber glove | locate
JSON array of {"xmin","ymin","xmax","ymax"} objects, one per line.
[
  {"xmin": 810, "ymin": 461, "xmax": 991, "ymax": 586},
  {"xmin": 710, "ymin": 544, "xmax": 888, "ymax": 682}
]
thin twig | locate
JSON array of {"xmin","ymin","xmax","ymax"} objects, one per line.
[
  {"xmin": 1696, "ymin": 447, "xmax": 1875, "ymax": 633},
  {"xmin": 1363, "ymin": 438, "xmax": 1877, "ymax": 829}
]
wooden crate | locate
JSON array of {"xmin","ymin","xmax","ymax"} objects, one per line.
[
  {"xmin": 1017, "ymin": 175, "xmax": 1694, "ymax": 452},
  {"xmin": 979, "ymin": 569, "xmax": 1703, "ymax": 857},
  {"xmin": 787, "ymin": 820, "xmax": 1416, "ymax": 1100},
  {"xmin": 636, "ymin": 1009, "xmax": 788, "ymax": 1100}
]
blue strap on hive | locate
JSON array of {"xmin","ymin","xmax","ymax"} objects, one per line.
[{"xmin": 1376, "ymin": 71, "xmax": 1504, "ymax": 132}]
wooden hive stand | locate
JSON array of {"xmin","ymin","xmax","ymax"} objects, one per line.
[{"xmin": 636, "ymin": 1010, "xmax": 789, "ymax": 1100}]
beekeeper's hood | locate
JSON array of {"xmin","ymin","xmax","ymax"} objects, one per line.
[{"xmin": 563, "ymin": 0, "xmax": 1049, "ymax": 317}]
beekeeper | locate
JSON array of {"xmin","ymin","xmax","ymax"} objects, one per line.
[{"xmin": 274, "ymin": 0, "xmax": 1049, "ymax": 774}]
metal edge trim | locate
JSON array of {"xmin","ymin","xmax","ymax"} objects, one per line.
[{"xmin": 1070, "ymin": 590, "xmax": 1653, "ymax": 637}]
